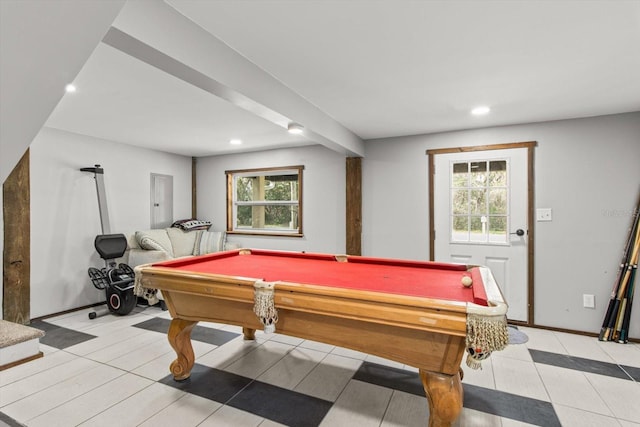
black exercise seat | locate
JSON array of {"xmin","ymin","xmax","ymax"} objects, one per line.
[{"xmin": 94, "ymin": 234, "xmax": 128, "ymax": 260}]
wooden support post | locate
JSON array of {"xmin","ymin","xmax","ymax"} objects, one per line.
[
  {"xmin": 346, "ymin": 157, "xmax": 362, "ymax": 255},
  {"xmin": 3, "ymin": 149, "xmax": 30, "ymax": 324}
]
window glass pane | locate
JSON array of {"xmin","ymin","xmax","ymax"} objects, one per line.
[
  {"xmin": 264, "ymin": 175, "xmax": 298, "ymax": 201},
  {"xmin": 452, "ymin": 189, "xmax": 469, "ymax": 214},
  {"xmin": 265, "ymin": 205, "xmax": 298, "ymax": 228},
  {"xmin": 470, "ymin": 189, "xmax": 487, "ymax": 215},
  {"xmin": 489, "ymin": 161, "xmax": 507, "ymax": 186},
  {"xmin": 448, "ymin": 158, "xmax": 510, "ymax": 245},
  {"xmin": 452, "ymin": 163, "xmax": 469, "ymax": 187},
  {"xmin": 452, "ymin": 216, "xmax": 469, "ymax": 241},
  {"xmin": 470, "ymin": 216, "xmax": 488, "ymax": 242},
  {"xmin": 236, "ymin": 205, "xmax": 299, "ymax": 230},
  {"xmin": 470, "ymin": 161, "xmax": 487, "ymax": 187},
  {"xmin": 489, "ymin": 189, "xmax": 507, "ymax": 214},
  {"xmin": 489, "ymin": 216, "xmax": 507, "ymax": 243},
  {"xmin": 236, "ymin": 177, "xmax": 253, "ymax": 201},
  {"xmin": 236, "ymin": 205, "xmax": 252, "ymax": 227}
]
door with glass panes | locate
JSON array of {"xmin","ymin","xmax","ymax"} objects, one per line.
[{"xmin": 434, "ymin": 148, "xmax": 528, "ymax": 321}]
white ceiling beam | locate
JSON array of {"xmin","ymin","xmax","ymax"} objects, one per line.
[{"xmin": 110, "ymin": 0, "xmax": 364, "ymax": 157}]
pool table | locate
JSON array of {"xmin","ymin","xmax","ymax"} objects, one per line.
[{"xmin": 138, "ymin": 249, "xmax": 508, "ymax": 427}]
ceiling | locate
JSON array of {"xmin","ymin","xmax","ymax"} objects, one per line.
[{"xmin": 45, "ymin": 0, "xmax": 640, "ymax": 157}]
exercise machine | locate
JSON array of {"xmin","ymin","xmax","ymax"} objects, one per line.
[{"xmin": 81, "ymin": 165, "xmax": 136, "ymax": 319}]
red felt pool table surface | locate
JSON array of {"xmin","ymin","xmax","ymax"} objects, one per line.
[{"xmin": 155, "ymin": 249, "xmax": 489, "ymax": 306}]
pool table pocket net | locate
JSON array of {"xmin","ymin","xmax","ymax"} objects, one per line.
[
  {"xmin": 464, "ymin": 267, "xmax": 509, "ymax": 369},
  {"xmin": 254, "ymin": 280, "xmax": 279, "ymax": 333},
  {"xmin": 465, "ymin": 312, "xmax": 509, "ymax": 369}
]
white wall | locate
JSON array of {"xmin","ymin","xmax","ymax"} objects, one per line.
[
  {"xmin": 197, "ymin": 145, "xmax": 346, "ymax": 254},
  {"xmin": 29, "ymin": 127, "xmax": 192, "ymax": 318},
  {"xmin": 0, "ymin": 0, "xmax": 125, "ymax": 321},
  {"xmin": 363, "ymin": 112, "xmax": 640, "ymax": 338}
]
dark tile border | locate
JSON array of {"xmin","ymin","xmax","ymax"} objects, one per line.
[
  {"xmin": 464, "ymin": 383, "xmax": 561, "ymax": 427},
  {"xmin": 159, "ymin": 363, "xmax": 252, "ymax": 403},
  {"xmin": 228, "ymin": 379, "xmax": 333, "ymax": 427},
  {"xmin": 353, "ymin": 361, "xmax": 424, "ymax": 395},
  {"xmin": 354, "ymin": 362, "xmax": 561, "ymax": 426},
  {"xmin": 621, "ymin": 364, "xmax": 640, "ymax": 381},
  {"xmin": 160, "ymin": 363, "xmax": 332, "ymax": 427},
  {"xmin": 29, "ymin": 320, "xmax": 96, "ymax": 350},
  {"xmin": 132, "ymin": 317, "xmax": 240, "ymax": 346},
  {"xmin": 529, "ymin": 349, "xmax": 633, "ymax": 380}
]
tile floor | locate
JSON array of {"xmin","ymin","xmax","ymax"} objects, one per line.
[{"xmin": 1, "ymin": 305, "xmax": 639, "ymax": 427}]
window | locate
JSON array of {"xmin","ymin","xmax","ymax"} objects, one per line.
[
  {"xmin": 226, "ymin": 166, "xmax": 303, "ymax": 236},
  {"xmin": 450, "ymin": 159, "xmax": 508, "ymax": 243}
]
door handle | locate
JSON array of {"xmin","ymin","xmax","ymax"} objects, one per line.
[
  {"xmin": 154, "ymin": 203, "xmax": 160, "ymax": 207},
  {"xmin": 510, "ymin": 229, "xmax": 525, "ymax": 236}
]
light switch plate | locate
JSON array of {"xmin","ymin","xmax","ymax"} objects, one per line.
[
  {"xmin": 536, "ymin": 208, "xmax": 552, "ymax": 221},
  {"xmin": 583, "ymin": 294, "xmax": 595, "ymax": 309}
]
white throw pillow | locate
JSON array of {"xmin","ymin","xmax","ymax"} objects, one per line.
[
  {"xmin": 135, "ymin": 230, "xmax": 174, "ymax": 257},
  {"xmin": 166, "ymin": 227, "xmax": 199, "ymax": 257}
]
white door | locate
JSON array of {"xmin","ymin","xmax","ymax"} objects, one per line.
[
  {"xmin": 434, "ymin": 148, "xmax": 528, "ymax": 321},
  {"xmin": 151, "ymin": 173, "xmax": 173, "ymax": 229}
]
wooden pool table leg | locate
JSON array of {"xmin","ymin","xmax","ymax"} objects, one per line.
[
  {"xmin": 168, "ymin": 318, "xmax": 197, "ymax": 381},
  {"xmin": 419, "ymin": 369, "xmax": 463, "ymax": 427},
  {"xmin": 242, "ymin": 327, "xmax": 256, "ymax": 340}
]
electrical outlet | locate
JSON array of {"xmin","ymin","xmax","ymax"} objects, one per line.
[
  {"xmin": 536, "ymin": 208, "xmax": 552, "ymax": 222},
  {"xmin": 583, "ymin": 294, "xmax": 595, "ymax": 309}
]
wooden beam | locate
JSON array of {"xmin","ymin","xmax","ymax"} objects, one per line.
[
  {"xmin": 428, "ymin": 153, "xmax": 435, "ymax": 261},
  {"xmin": 3, "ymin": 149, "xmax": 30, "ymax": 324},
  {"xmin": 346, "ymin": 157, "xmax": 362, "ymax": 255}
]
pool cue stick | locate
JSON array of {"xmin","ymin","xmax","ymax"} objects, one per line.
[
  {"xmin": 614, "ymin": 262, "xmax": 638, "ymax": 341},
  {"xmin": 615, "ymin": 226, "xmax": 640, "ymax": 339},
  {"xmin": 613, "ymin": 298, "xmax": 626, "ymax": 341},
  {"xmin": 611, "ymin": 227, "xmax": 640, "ymax": 341},
  {"xmin": 600, "ymin": 204, "xmax": 640, "ymax": 340},
  {"xmin": 612, "ymin": 194, "xmax": 640, "ymax": 342},
  {"xmin": 609, "ymin": 268, "xmax": 631, "ymax": 341},
  {"xmin": 618, "ymin": 265, "xmax": 637, "ymax": 343}
]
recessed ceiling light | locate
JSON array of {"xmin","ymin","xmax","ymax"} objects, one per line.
[
  {"xmin": 287, "ymin": 123, "xmax": 304, "ymax": 134},
  {"xmin": 65, "ymin": 84, "xmax": 76, "ymax": 93},
  {"xmin": 471, "ymin": 106, "xmax": 490, "ymax": 115},
  {"xmin": 229, "ymin": 139, "xmax": 242, "ymax": 145}
]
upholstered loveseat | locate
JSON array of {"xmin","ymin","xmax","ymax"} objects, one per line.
[{"xmin": 123, "ymin": 227, "xmax": 237, "ymax": 304}]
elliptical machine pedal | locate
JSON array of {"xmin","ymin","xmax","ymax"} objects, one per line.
[{"xmin": 88, "ymin": 267, "xmax": 109, "ymax": 290}]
